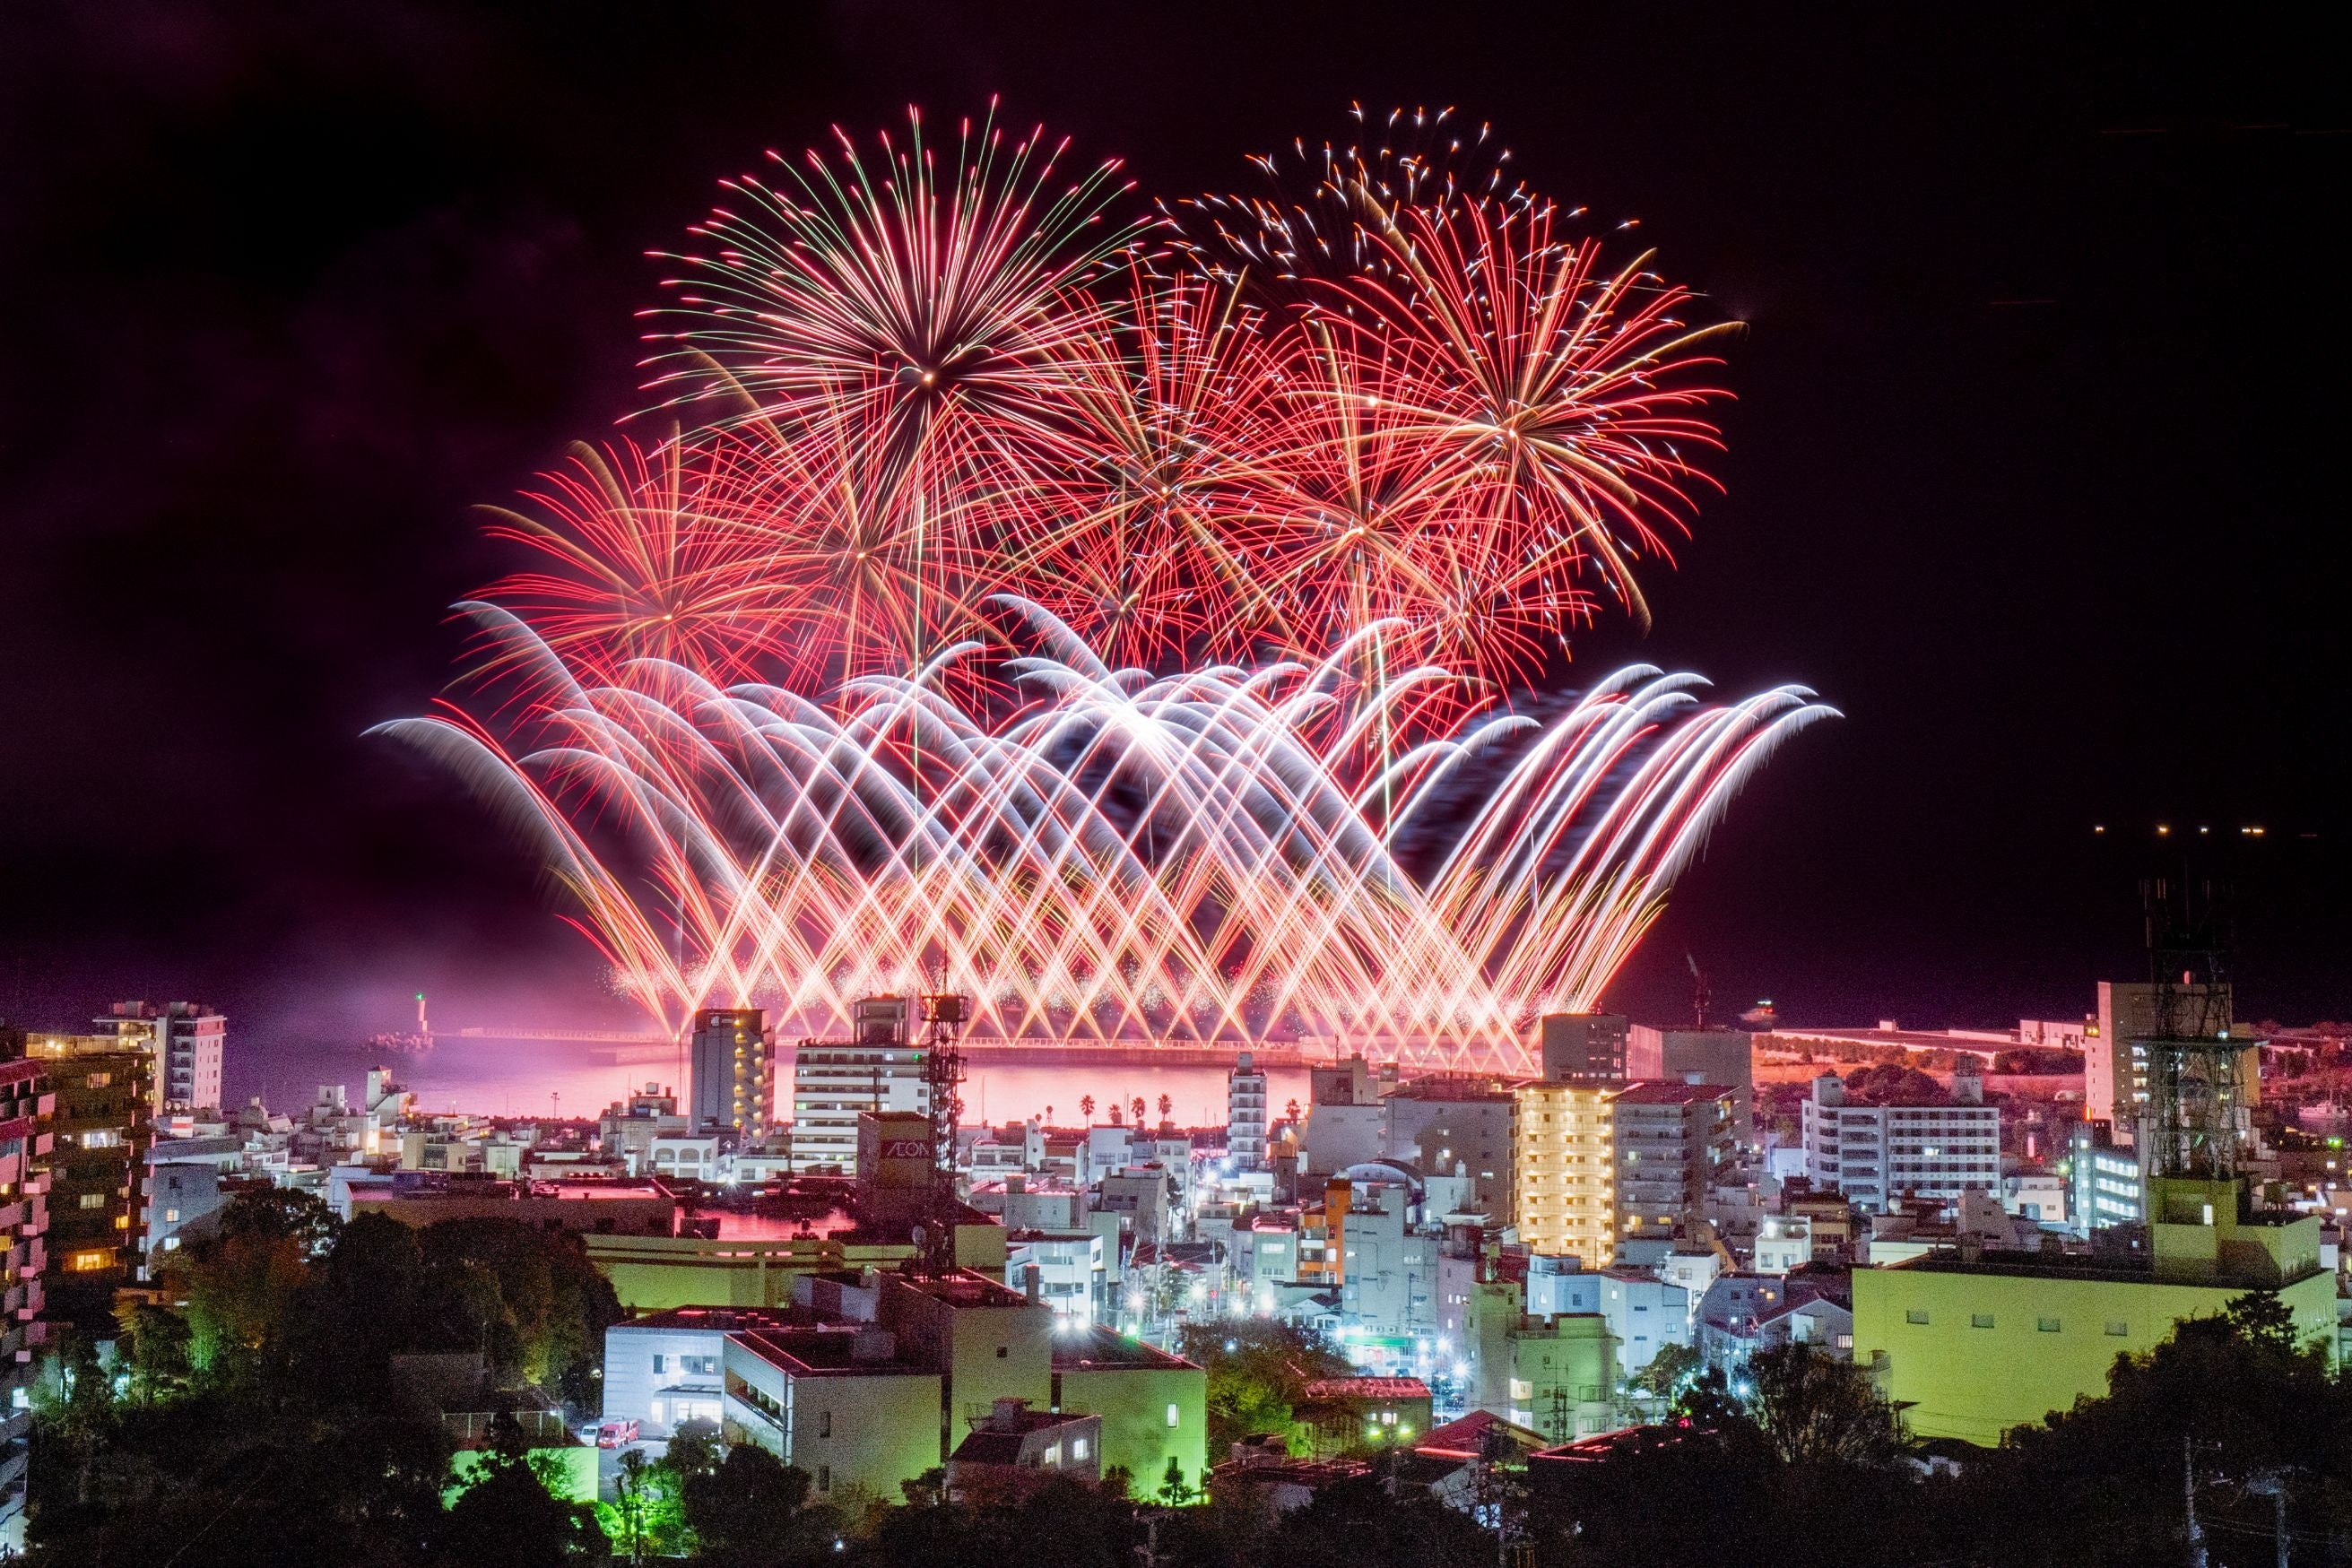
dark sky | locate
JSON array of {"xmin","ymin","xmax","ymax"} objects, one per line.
[{"xmin": 2, "ymin": 4, "xmax": 2343, "ymax": 1095}]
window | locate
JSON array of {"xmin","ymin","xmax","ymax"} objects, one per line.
[
  {"xmin": 1072, "ymin": 1435, "xmax": 1089, "ymax": 1460},
  {"xmin": 819, "ymin": 1410, "xmax": 831, "ymax": 1438},
  {"xmin": 817, "ymin": 1466, "xmax": 830, "ymax": 1493},
  {"xmin": 1905, "ymin": 1310, "xmax": 1930, "ymax": 1325},
  {"xmin": 1166, "ymin": 1403, "xmax": 1182, "ymax": 1428},
  {"xmin": 681, "ymin": 1355, "xmax": 719, "ymax": 1377},
  {"xmin": 2105, "ymin": 1321, "xmax": 2130, "ymax": 1337},
  {"xmin": 78, "ymin": 1192, "xmax": 106, "ymax": 1209},
  {"xmin": 1970, "ymin": 1313, "xmax": 1995, "ymax": 1329},
  {"xmin": 68, "ymin": 1249, "xmax": 112, "ymax": 1273},
  {"xmin": 996, "ymin": 1346, "xmax": 1009, "ymax": 1359},
  {"xmin": 652, "ymin": 1355, "xmax": 666, "ymax": 1374},
  {"xmin": 2037, "ymin": 1317, "xmax": 2062, "ymax": 1333}
]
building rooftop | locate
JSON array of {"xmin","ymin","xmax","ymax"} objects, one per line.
[
  {"xmin": 889, "ymin": 1269, "xmax": 1034, "ymax": 1309},
  {"xmin": 1610, "ymin": 1081, "xmax": 1735, "ymax": 1106},
  {"xmin": 729, "ymin": 1326, "xmax": 927, "ymax": 1376},
  {"xmin": 621, "ymin": 1306, "xmax": 810, "ymax": 1334},
  {"xmin": 1299, "ymin": 1376, "xmax": 1431, "ymax": 1402},
  {"xmin": 1414, "ymin": 1410, "xmax": 1549, "ymax": 1460},
  {"xmin": 1384, "ymin": 1077, "xmax": 1517, "ymax": 1104},
  {"xmin": 1889, "ymin": 1244, "xmax": 2317, "ymax": 1289},
  {"xmin": 1050, "ymin": 1325, "xmax": 1199, "ymax": 1373}
]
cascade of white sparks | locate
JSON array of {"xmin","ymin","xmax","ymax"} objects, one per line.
[{"xmin": 378, "ymin": 600, "xmax": 1832, "ymax": 1073}]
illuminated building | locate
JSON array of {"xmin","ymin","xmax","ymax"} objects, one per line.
[
  {"xmin": 596, "ymin": 1082, "xmax": 688, "ymax": 1175},
  {"xmin": 1, "ymin": 1042, "xmax": 56, "ymax": 1555},
  {"xmin": 2069, "ymin": 1120, "xmax": 2144, "ymax": 1233},
  {"xmin": 1853, "ymin": 1175, "xmax": 2333, "ymax": 1444},
  {"xmin": 98, "ymin": 1001, "xmax": 224, "ymax": 1117},
  {"xmin": 788, "ymin": 996, "xmax": 929, "ymax": 1174},
  {"xmin": 1049, "ymin": 1322, "xmax": 1207, "ymax": 1487},
  {"xmin": 1539, "ymin": 1012, "xmax": 1628, "ymax": 1084},
  {"xmin": 1382, "ymin": 1079, "xmax": 1516, "ymax": 1221},
  {"xmin": 1627, "ymin": 1027, "xmax": 1755, "ymax": 1145},
  {"xmin": 725, "ymin": 1322, "xmax": 944, "ymax": 1502},
  {"xmin": 688, "ymin": 1007, "xmax": 770, "ymax": 1136},
  {"xmin": 2089, "ymin": 980, "xmax": 2258, "ymax": 1148},
  {"xmin": 1610, "ymin": 1080, "xmax": 1736, "ymax": 1243},
  {"xmin": 1800, "ymin": 1071, "xmax": 1999, "ymax": 1214},
  {"xmin": 25, "ymin": 1031, "xmax": 152, "ymax": 1330},
  {"xmin": 1226, "ymin": 1051, "xmax": 1268, "ymax": 1171},
  {"xmin": 947, "ymin": 1399, "xmax": 1103, "ymax": 1498},
  {"xmin": 1513, "ymin": 1083, "xmax": 1616, "ymax": 1267}
]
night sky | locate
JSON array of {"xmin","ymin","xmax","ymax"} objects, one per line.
[{"xmin": 3, "ymin": 4, "xmax": 2343, "ymax": 1096}]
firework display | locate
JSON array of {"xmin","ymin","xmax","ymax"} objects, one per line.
[{"xmin": 387, "ymin": 104, "xmax": 1827, "ymax": 1069}]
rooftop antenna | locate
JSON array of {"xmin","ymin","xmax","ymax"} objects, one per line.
[
  {"xmin": 918, "ymin": 975, "xmax": 969, "ymax": 1276},
  {"xmin": 1686, "ymin": 953, "xmax": 1711, "ymax": 1031}
]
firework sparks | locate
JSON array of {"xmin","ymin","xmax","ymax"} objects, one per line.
[
  {"xmin": 378, "ymin": 602, "xmax": 1831, "ymax": 1069},
  {"xmin": 388, "ymin": 107, "xmax": 1821, "ymax": 1072}
]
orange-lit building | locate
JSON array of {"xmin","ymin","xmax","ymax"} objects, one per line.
[
  {"xmin": 1, "ymin": 1041, "xmax": 56, "ymax": 1553},
  {"xmin": 23, "ymin": 1030, "xmax": 153, "ymax": 1329}
]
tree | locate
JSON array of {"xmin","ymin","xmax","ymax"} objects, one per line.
[
  {"xmin": 1132, "ymin": 1096, "xmax": 1148, "ymax": 1128},
  {"xmin": 1157, "ymin": 1453, "xmax": 1197, "ymax": 1506},
  {"xmin": 1633, "ymin": 1341, "xmax": 1704, "ymax": 1402},
  {"xmin": 217, "ymin": 1184, "xmax": 344, "ymax": 1259},
  {"xmin": 1740, "ymin": 1342, "xmax": 1903, "ymax": 1468},
  {"xmin": 1080, "ymin": 1095, "xmax": 1095, "ymax": 1122},
  {"xmin": 683, "ymin": 1442, "xmax": 815, "ymax": 1565},
  {"xmin": 1178, "ymin": 1319, "xmax": 1351, "ymax": 1455},
  {"xmin": 1283, "ymin": 1097, "xmax": 1301, "ymax": 1125},
  {"xmin": 1158, "ymin": 1093, "xmax": 1174, "ymax": 1126},
  {"xmin": 441, "ymin": 1417, "xmax": 611, "ymax": 1566},
  {"xmin": 606, "ymin": 1448, "xmax": 687, "ymax": 1565}
]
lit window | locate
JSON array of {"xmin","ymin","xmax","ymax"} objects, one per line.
[
  {"xmin": 1166, "ymin": 1403, "xmax": 1181, "ymax": 1428},
  {"xmin": 78, "ymin": 1193, "xmax": 105, "ymax": 1209}
]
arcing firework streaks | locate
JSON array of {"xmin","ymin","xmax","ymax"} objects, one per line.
[
  {"xmin": 378, "ymin": 602, "xmax": 1829, "ymax": 1068},
  {"xmin": 385, "ymin": 105, "xmax": 1827, "ymax": 1069}
]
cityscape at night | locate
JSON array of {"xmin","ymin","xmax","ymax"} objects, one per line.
[{"xmin": 1, "ymin": 6, "xmax": 2342, "ymax": 1565}]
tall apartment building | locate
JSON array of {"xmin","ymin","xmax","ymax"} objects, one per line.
[
  {"xmin": 1227, "ymin": 1051, "xmax": 1269, "ymax": 1170},
  {"xmin": 25, "ymin": 1031, "xmax": 154, "ymax": 1329},
  {"xmin": 788, "ymin": 996, "xmax": 928, "ymax": 1174},
  {"xmin": 1627, "ymin": 1027, "xmax": 1755, "ymax": 1144},
  {"xmin": 689, "ymin": 1008, "xmax": 771, "ymax": 1136},
  {"xmin": 2089, "ymin": 981, "xmax": 2255, "ymax": 1150},
  {"xmin": 1382, "ymin": 1079, "xmax": 1516, "ymax": 1220},
  {"xmin": 1610, "ymin": 1080, "xmax": 1736, "ymax": 1244},
  {"xmin": 1512, "ymin": 1082, "xmax": 1616, "ymax": 1267},
  {"xmin": 1539, "ymin": 1012, "xmax": 1628, "ymax": 1083},
  {"xmin": 99, "ymin": 1001, "xmax": 224, "ymax": 1116},
  {"xmin": 1800, "ymin": 1072, "xmax": 1999, "ymax": 1214},
  {"xmin": 0, "ymin": 1040, "xmax": 55, "ymax": 1555}
]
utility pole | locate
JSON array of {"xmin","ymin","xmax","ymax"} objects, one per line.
[
  {"xmin": 2184, "ymin": 1436, "xmax": 2208, "ymax": 1568},
  {"xmin": 2246, "ymin": 1469, "xmax": 2292, "ymax": 1568}
]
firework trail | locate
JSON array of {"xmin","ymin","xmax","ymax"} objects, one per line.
[
  {"xmin": 377, "ymin": 602, "xmax": 1829, "ymax": 1068},
  {"xmin": 389, "ymin": 105, "xmax": 1824, "ymax": 1071}
]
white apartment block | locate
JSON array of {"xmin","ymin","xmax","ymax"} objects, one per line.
[{"xmin": 1800, "ymin": 1074, "xmax": 1999, "ymax": 1213}]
